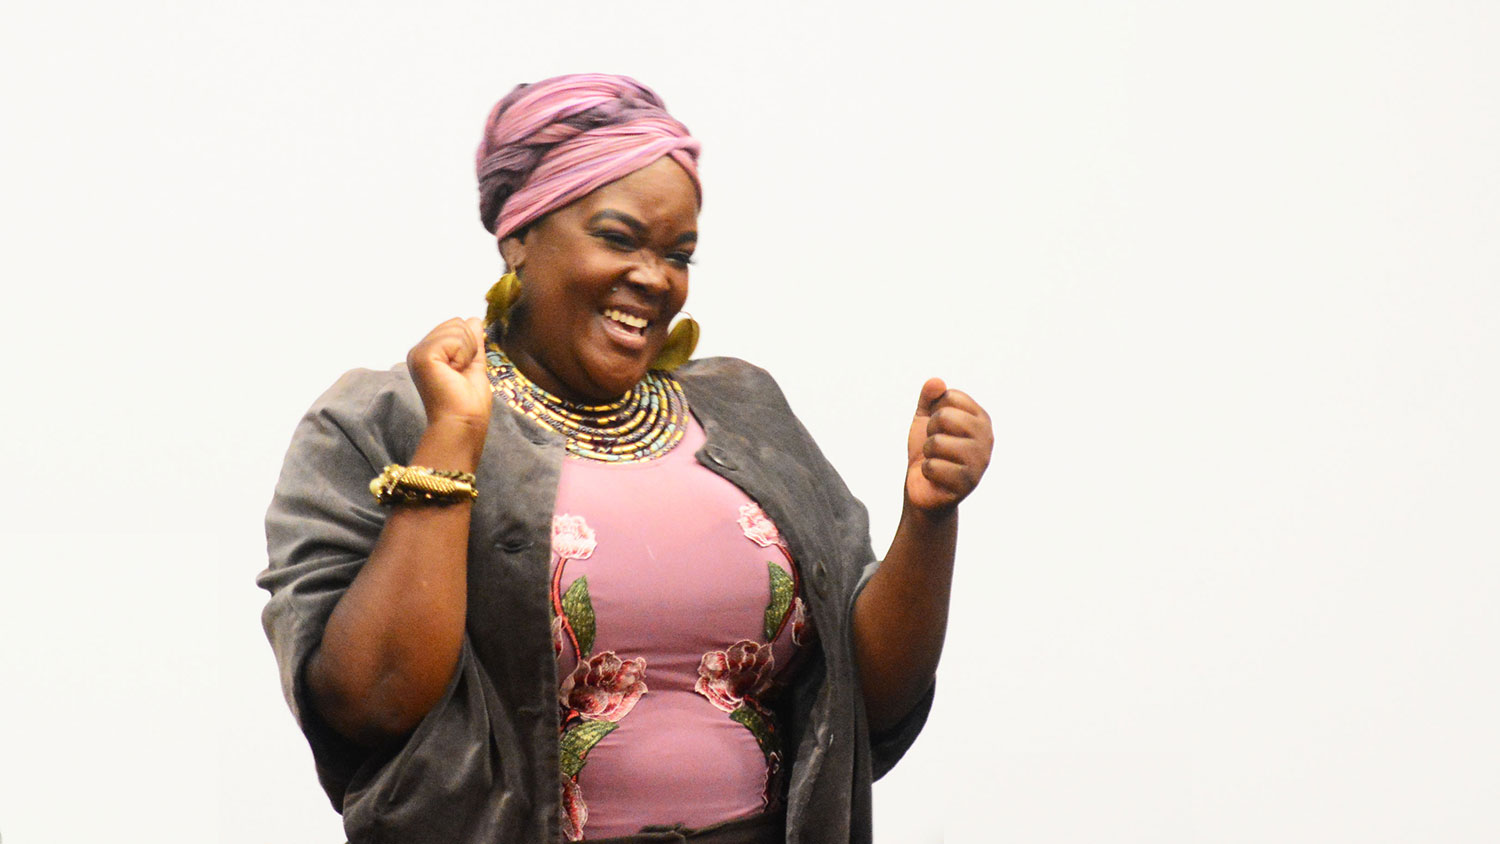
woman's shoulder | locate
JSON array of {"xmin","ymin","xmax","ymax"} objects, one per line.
[
  {"xmin": 302, "ymin": 363, "xmax": 423, "ymax": 426},
  {"xmin": 311, "ymin": 362, "xmax": 419, "ymax": 409},
  {"xmin": 285, "ymin": 363, "xmax": 427, "ymax": 463},
  {"xmin": 675, "ymin": 356, "xmax": 787, "ymax": 406},
  {"xmin": 675, "ymin": 356, "xmax": 821, "ymax": 450}
]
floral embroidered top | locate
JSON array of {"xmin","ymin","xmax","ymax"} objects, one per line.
[{"xmin": 549, "ymin": 417, "xmax": 813, "ymax": 841}]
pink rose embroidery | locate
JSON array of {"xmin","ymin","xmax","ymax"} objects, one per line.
[
  {"xmin": 561, "ymin": 775, "xmax": 587, "ymax": 841},
  {"xmin": 737, "ymin": 503, "xmax": 786, "ymax": 549},
  {"xmin": 561, "ymin": 651, "xmax": 648, "ymax": 722},
  {"xmin": 551, "ymin": 514, "xmax": 597, "ymax": 561},
  {"xmin": 695, "ymin": 640, "xmax": 775, "ymax": 713}
]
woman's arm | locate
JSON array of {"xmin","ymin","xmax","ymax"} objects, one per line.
[
  {"xmin": 305, "ymin": 318, "xmax": 494, "ymax": 747},
  {"xmin": 853, "ymin": 378, "xmax": 993, "ymax": 733}
]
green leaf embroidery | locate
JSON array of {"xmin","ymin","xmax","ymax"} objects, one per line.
[
  {"xmin": 729, "ymin": 703, "xmax": 779, "ymax": 760},
  {"xmin": 562, "ymin": 576, "xmax": 596, "ymax": 656},
  {"xmin": 763, "ymin": 562, "xmax": 794, "ymax": 641},
  {"xmin": 559, "ymin": 719, "xmax": 618, "ymax": 779}
]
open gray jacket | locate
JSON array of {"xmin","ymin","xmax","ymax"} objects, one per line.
[{"xmin": 259, "ymin": 356, "xmax": 933, "ymax": 843}]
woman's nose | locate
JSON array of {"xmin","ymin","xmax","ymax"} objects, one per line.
[{"xmin": 625, "ymin": 257, "xmax": 670, "ymax": 293}]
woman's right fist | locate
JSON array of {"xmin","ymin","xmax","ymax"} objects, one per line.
[{"xmin": 407, "ymin": 317, "xmax": 494, "ymax": 434}]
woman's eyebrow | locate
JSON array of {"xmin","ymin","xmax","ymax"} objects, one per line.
[
  {"xmin": 589, "ymin": 209, "xmax": 696, "ymax": 245},
  {"xmin": 588, "ymin": 210, "xmax": 645, "ymax": 233}
]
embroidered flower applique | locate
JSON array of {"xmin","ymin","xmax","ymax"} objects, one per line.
[
  {"xmin": 548, "ymin": 513, "xmax": 649, "ymax": 841},
  {"xmin": 561, "ymin": 651, "xmax": 648, "ymax": 723},
  {"xmin": 695, "ymin": 641, "xmax": 782, "ymax": 807},
  {"xmin": 551, "ymin": 515, "xmax": 601, "ymax": 657},
  {"xmin": 561, "ymin": 774, "xmax": 587, "ymax": 841},
  {"xmin": 711, "ymin": 501, "xmax": 812, "ymax": 808},
  {"xmin": 552, "ymin": 513, "xmax": 597, "ymax": 561},
  {"xmin": 736, "ymin": 503, "xmax": 804, "ymax": 643},
  {"xmin": 695, "ymin": 640, "xmax": 774, "ymax": 713},
  {"xmin": 736, "ymin": 502, "xmax": 786, "ymax": 549}
]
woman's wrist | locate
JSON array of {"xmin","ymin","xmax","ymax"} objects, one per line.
[
  {"xmin": 883, "ymin": 498, "xmax": 959, "ymax": 588},
  {"xmin": 416, "ymin": 415, "xmax": 489, "ymax": 472},
  {"xmin": 899, "ymin": 496, "xmax": 959, "ymax": 531}
]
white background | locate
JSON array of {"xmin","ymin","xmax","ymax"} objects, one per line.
[{"xmin": 2, "ymin": 2, "xmax": 1496, "ymax": 841}]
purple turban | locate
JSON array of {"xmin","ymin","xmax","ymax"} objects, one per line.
[{"xmin": 476, "ymin": 73, "xmax": 701, "ymax": 239}]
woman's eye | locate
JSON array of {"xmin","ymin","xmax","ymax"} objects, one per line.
[
  {"xmin": 668, "ymin": 253, "xmax": 696, "ymax": 268},
  {"xmin": 595, "ymin": 230, "xmax": 636, "ymax": 250}
]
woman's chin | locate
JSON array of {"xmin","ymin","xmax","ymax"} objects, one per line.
[
  {"xmin": 564, "ymin": 326, "xmax": 662, "ymax": 399},
  {"xmin": 575, "ymin": 356, "xmax": 654, "ymax": 402}
]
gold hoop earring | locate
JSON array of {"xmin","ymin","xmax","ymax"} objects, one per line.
[
  {"xmin": 485, "ymin": 271, "xmax": 522, "ymax": 331},
  {"xmin": 651, "ymin": 312, "xmax": 699, "ymax": 371}
]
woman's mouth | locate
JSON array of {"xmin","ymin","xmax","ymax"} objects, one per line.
[{"xmin": 600, "ymin": 308, "xmax": 650, "ymax": 346}]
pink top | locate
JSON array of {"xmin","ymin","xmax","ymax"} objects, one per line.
[{"xmin": 548, "ymin": 418, "xmax": 813, "ymax": 841}]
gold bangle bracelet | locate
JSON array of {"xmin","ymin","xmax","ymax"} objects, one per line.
[{"xmin": 369, "ymin": 464, "xmax": 478, "ymax": 506}]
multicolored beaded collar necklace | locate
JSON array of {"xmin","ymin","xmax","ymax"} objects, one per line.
[{"xmin": 484, "ymin": 344, "xmax": 688, "ymax": 463}]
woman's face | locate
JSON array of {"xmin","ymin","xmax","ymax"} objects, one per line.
[{"xmin": 500, "ymin": 157, "xmax": 699, "ymax": 404}]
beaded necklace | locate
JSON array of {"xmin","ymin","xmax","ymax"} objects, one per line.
[{"xmin": 484, "ymin": 344, "xmax": 688, "ymax": 463}]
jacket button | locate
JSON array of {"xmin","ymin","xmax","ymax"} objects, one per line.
[
  {"xmin": 497, "ymin": 528, "xmax": 531, "ymax": 553},
  {"xmin": 810, "ymin": 562, "xmax": 830, "ymax": 598},
  {"xmin": 704, "ymin": 445, "xmax": 737, "ymax": 471}
]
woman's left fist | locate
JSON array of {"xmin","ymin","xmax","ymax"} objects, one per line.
[{"xmin": 905, "ymin": 377, "xmax": 994, "ymax": 513}]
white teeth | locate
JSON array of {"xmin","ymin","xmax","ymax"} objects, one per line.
[{"xmin": 602, "ymin": 308, "xmax": 649, "ymax": 330}]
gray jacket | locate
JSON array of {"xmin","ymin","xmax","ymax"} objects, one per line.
[{"xmin": 259, "ymin": 356, "xmax": 932, "ymax": 843}]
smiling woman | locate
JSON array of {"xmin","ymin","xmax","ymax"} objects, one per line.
[
  {"xmin": 499, "ymin": 157, "xmax": 699, "ymax": 403},
  {"xmin": 257, "ymin": 73, "xmax": 993, "ymax": 844}
]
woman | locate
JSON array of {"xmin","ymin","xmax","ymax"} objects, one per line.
[{"xmin": 260, "ymin": 74, "xmax": 993, "ymax": 843}]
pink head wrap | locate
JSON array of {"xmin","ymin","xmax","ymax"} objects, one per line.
[{"xmin": 476, "ymin": 73, "xmax": 701, "ymax": 239}]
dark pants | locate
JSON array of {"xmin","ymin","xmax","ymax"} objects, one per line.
[{"xmin": 584, "ymin": 811, "xmax": 785, "ymax": 844}]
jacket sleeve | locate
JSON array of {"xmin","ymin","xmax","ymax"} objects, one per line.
[
  {"xmin": 257, "ymin": 367, "xmax": 421, "ymax": 805},
  {"xmin": 259, "ymin": 370, "xmax": 526, "ymax": 843}
]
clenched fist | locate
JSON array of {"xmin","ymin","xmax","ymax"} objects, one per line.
[
  {"xmin": 905, "ymin": 378, "xmax": 993, "ymax": 513},
  {"xmin": 407, "ymin": 317, "xmax": 494, "ymax": 434}
]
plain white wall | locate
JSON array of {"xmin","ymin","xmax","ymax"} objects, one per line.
[{"xmin": 1, "ymin": 2, "xmax": 1496, "ymax": 841}]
